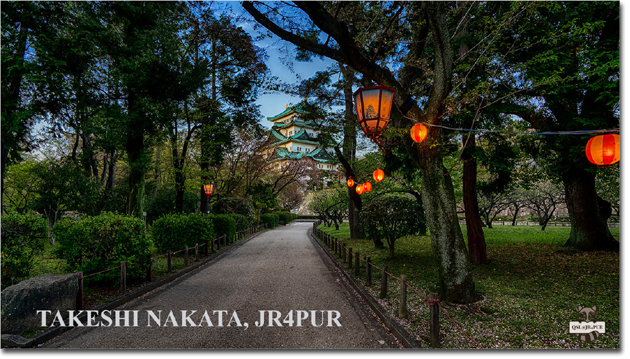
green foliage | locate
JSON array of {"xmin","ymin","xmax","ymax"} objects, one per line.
[
  {"xmin": 212, "ymin": 197, "xmax": 255, "ymax": 223},
  {"xmin": 208, "ymin": 214, "xmax": 236, "ymax": 243},
  {"xmin": 274, "ymin": 211, "xmax": 292, "ymax": 225},
  {"xmin": 359, "ymin": 195, "xmax": 426, "ymax": 258},
  {"xmin": 146, "ymin": 187, "xmax": 198, "ymax": 221},
  {"xmin": 1, "ymin": 213, "xmax": 47, "ymax": 288},
  {"xmin": 260, "ymin": 213, "xmax": 279, "ymax": 228},
  {"xmin": 151, "ymin": 213, "xmax": 214, "ymax": 253},
  {"xmin": 247, "ymin": 182, "xmax": 277, "ymax": 212},
  {"xmin": 53, "ymin": 212, "xmax": 150, "ymax": 283},
  {"xmin": 229, "ymin": 213, "xmax": 251, "ymax": 231}
]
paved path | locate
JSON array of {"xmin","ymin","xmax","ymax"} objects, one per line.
[{"xmin": 44, "ymin": 222, "xmax": 394, "ymax": 349}]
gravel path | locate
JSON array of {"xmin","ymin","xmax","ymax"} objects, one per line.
[{"xmin": 43, "ymin": 222, "xmax": 393, "ymax": 349}]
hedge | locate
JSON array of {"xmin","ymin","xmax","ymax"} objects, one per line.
[
  {"xmin": 229, "ymin": 213, "xmax": 251, "ymax": 231},
  {"xmin": 260, "ymin": 213, "xmax": 279, "ymax": 228},
  {"xmin": 275, "ymin": 212, "xmax": 292, "ymax": 225},
  {"xmin": 208, "ymin": 214, "xmax": 236, "ymax": 243},
  {"xmin": 151, "ymin": 213, "xmax": 214, "ymax": 254},
  {"xmin": 53, "ymin": 212, "xmax": 150, "ymax": 283},
  {"xmin": 1, "ymin": 213, "xmax": 47, "ymax": 288}
]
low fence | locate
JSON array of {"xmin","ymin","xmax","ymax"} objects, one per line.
[
  {"xmin": 458, "ymin": 221, "xmax": 620, "ymax": 228},
  {"xmin": 76, "ymin": 224, "xmax": 267, "ymax": 310},
  {"xmin": 312, "ymin": 221, "xmax": 484, "ymax": 349}
]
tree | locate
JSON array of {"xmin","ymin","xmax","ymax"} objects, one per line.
[
  {"xmin": 523, "ymin": 180, "xmax": 565, "ymax": 231},
  {"xmin": 496, "ymin": 1, "xmax": 619, "ymax": 250},
  {"xmin": 360, "ymin": 195, "xmax": 425, "ymax": 259},
  {"xmin": 308, "ymin": 189, "xmax": 347, "ymax": 230}
]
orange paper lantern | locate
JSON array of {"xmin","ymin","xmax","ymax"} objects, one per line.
[
  {"xmin": 347, "ymin": 178, "xmax": 355, "ymax": 187},
  {"xmin": 203, "ymin": 184, "xmax": 214, "ymax": 197},
  {"xmin": 356, "ymin": 184, "xmax": 365, "ymax": 195},
  {"xmin": 410, "ymin": 123, "xmax": 428, "ymax": 143},
  {"xmin": 353, "ymin": 86, "xmax": 395, "ymax": 139},
  {"xmin": 586, "ymin": 134, "xmax": 620, "ymax": 165},
  {"xmin": 363, "ymin": 182, "xmax": 372, "ymax": 193},
  {"xmin": 373, "ymin": 169, "xmax": 384, "ymax": 182}
]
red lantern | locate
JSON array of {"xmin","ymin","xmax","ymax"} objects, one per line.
[
  {"xmin": 410, "ymin": 123, "xmax": 428, "ymax": 143},
  {"xmin": 373, "ymin": 169, "xmax": 384, "ymax": 182},
  {"xmin": 347, "ymin": 178, "xmax": 355, "ymax": 187},
  {"xmin": 586, "ymin": 134, "xmax": 620, "ymax": 165},
  {"xmin": 353, "ymin": 86, "xmax": 395, "ymax": 139},
  {"xmin": 203, "ymin": 184, "xmax": 214, "ymax": 197},
  {"xmin": 356, "ymin": 184, "xmax": 365, "ymax": 195},
  {"xmin": 363, "ymin": 182, "xmax": 372, "ymax": 193}
]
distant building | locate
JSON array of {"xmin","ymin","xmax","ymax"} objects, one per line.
[{"xmin": 263, "ymin": 104, "xmax": 339, "ymax": 174}]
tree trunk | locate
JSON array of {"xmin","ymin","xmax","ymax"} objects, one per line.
[
  {"xmin": 418, "ymin": 134, "xmax": 477, "ymax": 303},
  {"xmin": 389, "ymin": 241, "xmax": 395, "ymax": 259},
  {"xmin": 511, "ymin": 203, "xmax": 520, "ymax": 226},
  {"xmin": 106, "ymin": 149, "xmax": 117, "ymax": 190},
  {"xmin": 125, "ymin": 95, "xmax": 146, "ymax": 217},
  {"xmin": 563, "ymin": 168, "xmax": 618, "ymax": 251},
  {"xmin": 462, "ymin": 135, "xmax": 488, "ymax": 265},
  {"xmin": 340, "ymin": 63, "xmax": 363, "ymax": 239}
]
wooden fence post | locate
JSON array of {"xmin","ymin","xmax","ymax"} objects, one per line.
[
  {"xmin": 77, "ymin": 273, "xmax": 83, "ymax": 310},
  {"xmin": 354, "ymin": 251, "xmax": 360, "ymax": 276},
  {"xmin": 195, "ymin": 244, "xmax": 199, "ymax": 262},
  {"xmin": 429, "ymin": 293, "xmax": 441, "ymax": 348},
  {"xmin": 184, "ymin": 246, "xmax": 189, "ymax": 266},
  {"xmin": 216, "ymin": 237, "xmax": 221, "ymax": 251},
  {"xmin": 120, "ymin": 261, "xmax": 126, "ymax": 295},
  {"xmin": 167, "ymin": 250, "xmax": 172, "ymax": 272},
  {"xmin": 366, "ymin": 256, "xmax": 372, "ymax": 286},
  {"xmin": 348, "ymin": 248, "xmax": 353, "ymax": 269},
  {"xmin": 342, "ymin": 244, "xmax": 346, "ymax": 262},
  {"xmin": 380, "ymin": 265, "xmax": 388, "ymax": 299},
  {"xmin": 399, "ymin": 274, "xmax": 407, "ymax": 318},
  {"xmin": 206, "ymin": 240, "xmax": 210, "ymax": 255}
]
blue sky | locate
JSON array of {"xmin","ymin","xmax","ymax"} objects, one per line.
[{"xmin": 228, "ymin": 2, "xmax": 339, "ymax": 129}]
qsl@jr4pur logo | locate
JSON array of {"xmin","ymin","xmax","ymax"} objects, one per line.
[{"xmin": 569, "ymin": 305, "xmax": 605, "ymax": 343}]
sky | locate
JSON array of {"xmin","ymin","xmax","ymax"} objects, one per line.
[{"xmin": 227, "ymin": 2, "xmax": 339, "ymax": 129}]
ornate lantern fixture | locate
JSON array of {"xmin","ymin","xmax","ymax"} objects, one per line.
[
  {"xmin": 363, "ymin": 182, "xmax": 372, "ymax": 193},
  {"xmin": 356, "ymin": 184, "xmax": 365, "ymax": 195},
  {"xmin": 353, "ymin": 85, "xmax": 395, "ymax": 140},
  {"xmin": 586, "ymin": 134, "xmax": 620, "ymax": 166},
  {"xmin": 373, "ymin": 169, "xmax": 384, "ymax": 182},
  {"xmin": 347, "ymin": 178, "xmax": 355, "ymax": 187},
  {"xmin": 410, "ymin": 123, "xmax": 428, "ymax": 143},
  {"xmin": 203, "ymin": 184, "xmax": 214, "ymax": 198}
]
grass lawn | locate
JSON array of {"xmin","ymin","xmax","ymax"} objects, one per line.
[{"xmin": 316, "ymin": 222, "xmax": 619, "ymax": 349}]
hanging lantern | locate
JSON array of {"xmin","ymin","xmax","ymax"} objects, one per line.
[
  {"xmin": 363, "ymin": 182, "xmax": 372, "ymax": 193},
  {"xmin": 203, "ymin": 184, "xmax": 214, "ymax": 197},
  {"xmin": 586, "ymin": 134, "xmax": 620, "ymax": 166},
  {"xmin": 347, "ymin": 178, "xmax": 355, "ymax": 187},
  {"xmin": 373, "ymin": 169, "xmax": 384, "ymax": 182},
  {"xmin": 410, "ymin": 123, "xmax": 428, "ymax": 143},
  {"xmin": 356, "ymin": 184, "xmax": 365, "ymax": 195},
  {"xmin": 353, "ymin": 85, "xmax": 395, "ymax": 140}
]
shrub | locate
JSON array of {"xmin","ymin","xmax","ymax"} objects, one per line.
[
  {"xmin": 212, "ymin": 197, "xmax": 255, "ymax": 223},
  {"xmin": 146, "ymin": 187, "xmax": 198, "ymax": 223},
  {"xmin": 260, "ymin": 213, "xmax": 279, "ymax": 228},
  {"xmin": 360, "ymin": 195, "xmax": 426, "ymax": 258},
  {"xmin": 275, "ymin": 212, "xmax": 292, "ymax": 225},
  {"xmin": 53, "ymin": 212, "xmax": 150, "ymax": 282},
  {"xmin": 151, "ymin": 213, "xmax": 214, "ymax": 253},
  {"xmin": 229, "ymin": 214, "xmax": 250, "ymax": 231},
  {"xmin": 208, "ymin": 214, "xmax": 236, "ymax": 243},
  {"xmin": 1, "ymin": 214, "xmax": 47, "ymax": 288},
  {"xmin": 297, "ymin": 214, "xmax": 319, "ymax": 219}
]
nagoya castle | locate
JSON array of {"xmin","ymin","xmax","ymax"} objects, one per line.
[{"xmin": 263, "ymin": 104, "xmax": 338, "ymax": 173}]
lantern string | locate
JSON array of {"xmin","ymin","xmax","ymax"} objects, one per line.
[{"xmin": 398, "ymin": 114, "xmax": 619, "ymax": 136}]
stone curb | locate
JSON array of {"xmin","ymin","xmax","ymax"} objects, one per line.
[
  {"xmin": 1, "ymin": 229, "xmax": 269, "ymax": 349},
  {"xmin": 308, "ymin": 228, "xmax": 421, "ymax": 349}
]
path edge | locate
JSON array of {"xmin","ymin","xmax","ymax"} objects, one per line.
[{"xmin": 307, "ymin": 228, "xmax": 421, "ymax": 349}]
